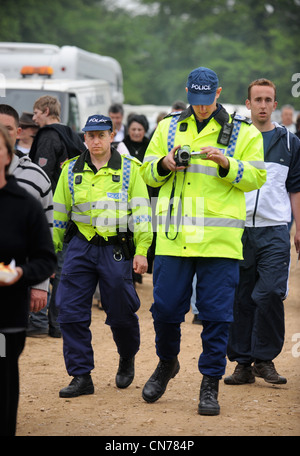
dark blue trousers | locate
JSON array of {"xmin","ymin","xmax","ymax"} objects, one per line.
[
  {"xmin": 152, "ymin": 255, "xmax": 239, "ymax": 378},
  {"xmin": 227, "ymin": 226, "xmax": 290, "ymax": 364},
  {"xmin": 56, "ymin": 236, "xmax": 140, "ymax": 376}
]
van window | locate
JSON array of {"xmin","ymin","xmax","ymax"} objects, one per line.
[
  {"xmin": 3, "ymin": 89, "xmax": 68, "ymax": 123},
  {"xmin": 68, "ymin": 94, "xmax": 80, "ymax": 132}
]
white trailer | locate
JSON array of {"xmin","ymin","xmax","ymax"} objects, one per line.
[{"xmin": 0, "ymin": 42, "xmax": 124, "ymax": 131}]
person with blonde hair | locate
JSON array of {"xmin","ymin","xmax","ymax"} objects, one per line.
[
  {"xmin": 33, "ymin": 95, "xmax": 61, "ymax": 122},
  {"xmin": 29, "ymin": 95, "xmax": 84, "ymax": 191}
]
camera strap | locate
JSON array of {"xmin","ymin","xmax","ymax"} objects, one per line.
[{"xmin": 165, "ymin": 169, "xmax": 187, "ymax": 240}]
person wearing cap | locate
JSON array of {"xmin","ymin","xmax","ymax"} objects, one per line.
[
  {"xmin": 53, "ymin": 114, "xmax": 152, "ymax": 398},
  {"xmin": 16, "ymin": 112, "xmax": 39, "ymax": 155},
  {"xmin": 140, "ymin": 67, "xmax": 266, "ymax": 415}
]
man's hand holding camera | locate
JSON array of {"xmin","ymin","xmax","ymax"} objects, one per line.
[
  {"xmin": 161, "ymin": 145, "xmax": 230, "ymax": 172},
  {"xmin": 200, "ymin": 146, "xmax": 230, "ymax": 169},
  {"xmin": 161, "ymin": 145, "xmax": 186, "ymax": 172}
]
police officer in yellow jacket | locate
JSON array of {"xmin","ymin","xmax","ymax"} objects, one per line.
[
  {"xmin": 140, "ymin": 67, "xmax": 266, "ymax": 415},
  {"xmin": 53, "ymin": 114, "xmax": 152, "ymax": 398}
]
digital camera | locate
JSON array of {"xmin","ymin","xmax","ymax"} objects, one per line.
[{"xmin": 174, "ymin": 145, "xmax": 191, "ymax": 167}]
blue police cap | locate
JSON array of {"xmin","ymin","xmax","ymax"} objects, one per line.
[
  {"xmin": 186, "ymin": 67, "xmax": 219, "ymax": 106},
  {"xmin": 82, "ymin": 115, "xmax": 113, "ymax": 132}
]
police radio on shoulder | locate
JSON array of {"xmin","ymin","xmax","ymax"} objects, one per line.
[{"xmin": 173, "ymin": 111, "xmax": 252, "ymax": 167}]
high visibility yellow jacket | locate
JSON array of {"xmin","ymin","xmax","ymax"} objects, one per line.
[
  {"xmin": 53, "ymin": 148, "xmax": 153, "ymax": 256},
  {"xmin": 140, "ymin": 106, "xmax": 266, "ymax": 259}
]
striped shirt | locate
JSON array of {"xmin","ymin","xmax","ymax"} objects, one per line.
[
  {"xmin": 9, "ymin": 152, "xmax": 54, "ymax": 291},
  {"xmin": 9, "ymin": 152, "xmax": 53, "ymax": 230}
]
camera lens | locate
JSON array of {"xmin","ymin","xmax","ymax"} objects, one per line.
[{"xmin": 180, "ymin": 151, "xmax": 189, "ymax": 160}]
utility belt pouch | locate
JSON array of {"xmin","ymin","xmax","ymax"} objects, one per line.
[
  {"xmin": 116, "ymin": 229, "xmax": 135, "ymax": 260},
  {"xmin": 64, "ymin": 220, "xmax": 78, "ymax": 243}
]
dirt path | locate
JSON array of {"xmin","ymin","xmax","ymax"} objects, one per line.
[{"xmin": 16, "ymin": 232, "xmax": 300, "ymax": 437}]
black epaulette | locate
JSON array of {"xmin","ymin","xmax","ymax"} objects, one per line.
[
  {"xmin": 164, "ymin": 110, "xmax": 182, "ymax": 119},
  {"xmin": 232, "ymin": 113, "xmax": 252, "ymax": 125},
  {"xmin": 123, "ymin": 154, "xmax": 142, "ymax": 166}
]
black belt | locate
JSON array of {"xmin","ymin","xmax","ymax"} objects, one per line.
[{"xmin": 76, "ymin": 231, "xmax": 118, "ymax": 246}]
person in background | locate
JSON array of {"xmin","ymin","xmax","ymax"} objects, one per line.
[
  {"xmin": 30, "ymin": 95, "xmax": 85, "ymax": 191},
  {"xmin": 0, "ymin": 104, "xmax": 55, "ymax": 337},
  {"xmin": 16, "ymin": 112, "xmax": 39, "ymax": 155},
  {"xmin": 149, "ymin": 112, "xmax": 168, "ymax": 140},
  {"xmin": 140, "ymin": 66, "xmax": 266, "ymax": 416},
  {"xmin": 118, "ymin": 114, "xmax": 150, "ymax": 163},
  {"xmin": 171, "ymin": 100, "xmax": 187, "ymax": 112},
  {"xmin": 109, "ymin": 103, "xmax": 127, "ymax": 143},
  {"xmin": 0, "ymin": 124, "xmax": 56, "ymax": 436},
  {"xmin": 280, "ymin": 104, "xmax": 296, "ymax": 133},
  {"xmin": 225, "ymin": 79, "xmax": 300, "ymax": 386},
  {"xmin": 295, "ymin": 113, "xmax": 300, "ymax": 139},
  {"xmin": 117, "ymin": 114, "xmax": 152, "ymax": 283}
]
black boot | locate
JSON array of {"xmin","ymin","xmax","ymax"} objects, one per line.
[
  {"xmin": 142, "ymin": 357, "xmax": 180, "ymax": 403},
  {"xmin": 224, "ymin": 363, "xmax": 255, "ymax": 385},
  {"xmin": 116, "ymin": 356, "xmax": 135, "ymax": 389},
  {"xmin": 252, "ymin": 360, "xmax": 287, "ymax": 384},
  {"xmin": 198, "ymin": 375, "xmax": 220, "ymax": 416},
  {"xmin": 59, "ymin": 374, "xmax": 94, "ymax": 398}
]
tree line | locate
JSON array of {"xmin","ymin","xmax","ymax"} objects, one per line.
[{"xmin": 0, "ymin": 0, "xmax": 299, "ymax": 108}]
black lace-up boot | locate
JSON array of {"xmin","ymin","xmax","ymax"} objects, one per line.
[
  {"xmin": 142, "ymin": 357, "xmax": 180, "ymax": 403},
  {"xmin": 59, "ymin": 374, "xmax": 94, "ymax": 398},
  {"xmin": 198, "ymin": 375, "xmax": 220, "ymax": 416},
  {"xmin": 116, "ymin": 356, "xmax": 135, "ymax": 388}
]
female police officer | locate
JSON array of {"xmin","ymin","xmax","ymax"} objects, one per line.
[{"xmin": 53, "ymin": 115, "xmax": 152, "ymax": 398}]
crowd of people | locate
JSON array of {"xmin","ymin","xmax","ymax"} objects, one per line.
[{"xmin": 0, "ymin": 66, "xmax": 299, "ymax": 435}]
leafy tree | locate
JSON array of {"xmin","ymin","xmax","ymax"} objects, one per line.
[{"xmin": 0, "ymin": 0, "xmax": 299, "ymax": 107}]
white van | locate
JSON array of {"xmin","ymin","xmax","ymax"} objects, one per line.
[{"xmin": 0, "ymin": 42, "xmax": 124, "ymax": 131}]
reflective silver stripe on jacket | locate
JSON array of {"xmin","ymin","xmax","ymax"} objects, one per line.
[
  {"xmin": 54, "ymin": 201, "xmax": 69, "ymax": 214},
  {"xmin": 156, "ymin": 215, "xmax": 245, "ymax": 229}
]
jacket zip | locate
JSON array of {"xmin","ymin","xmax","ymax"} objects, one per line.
[
  {"xmin": 251, "ymin": 125, "xmax": 288, "ymax": 227},
  {"xmin": 252, "ymin": 189, "xmax": 260, "ymax": 227}
]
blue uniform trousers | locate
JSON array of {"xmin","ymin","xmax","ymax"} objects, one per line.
[
  {"xmin": 151, "ymin": 255, "xmax": 239, "ymax": 378},
  {"xmin": 227, "ymin": 226, "xmax": 290, "ymax": 364},
  {"xmin": 56, "ymin": 235, "xmax": 140, "ymax": 376}
]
